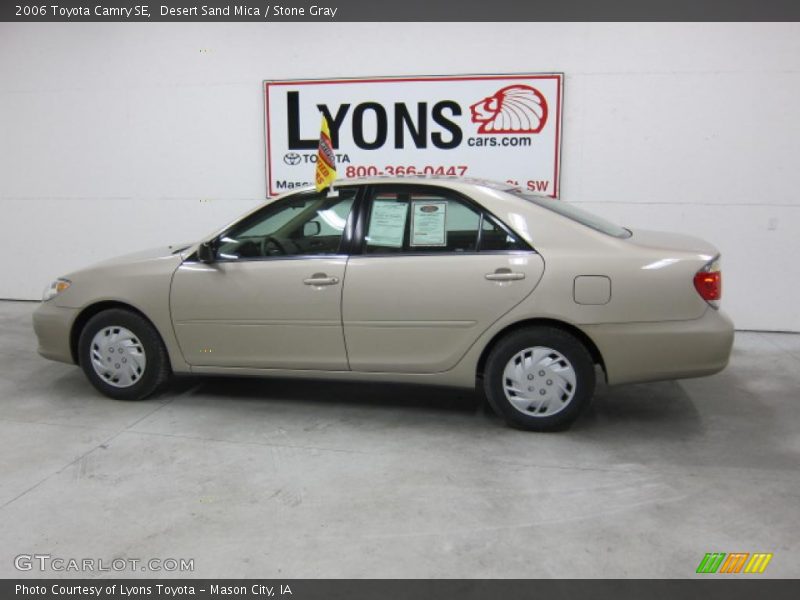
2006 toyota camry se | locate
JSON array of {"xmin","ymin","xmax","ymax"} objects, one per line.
[{"xmin": 33, "ymin": 177, "xmax": 734, "ymax": 430}]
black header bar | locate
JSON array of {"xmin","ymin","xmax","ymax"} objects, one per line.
[{"xmin": 3, "ymin": 0, "xmax": 800, "ymax": 22}]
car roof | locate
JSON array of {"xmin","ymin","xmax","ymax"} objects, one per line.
[
  {"xmin": 279, "ymin": 175, "xmax": 534, "ymax": 195},
  {"xmin": 336, "ymin": 174, "xmax": 516, "ymax": 190}
]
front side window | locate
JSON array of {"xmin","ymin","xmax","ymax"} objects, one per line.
[{"xmin": 217, "ymin": 189, "xmax": 356, "ymax": 259}]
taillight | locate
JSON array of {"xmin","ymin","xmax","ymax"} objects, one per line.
[{"xmin": 694, "ymin": 257, "xmax": 722, "ymax": 308}]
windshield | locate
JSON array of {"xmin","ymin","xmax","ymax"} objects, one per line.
[{"xmin": 508, "ymin": 191, "xmax": 631, "ymax": 239}]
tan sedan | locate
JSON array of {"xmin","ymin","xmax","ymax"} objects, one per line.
[{"xmin": 33, "ymin": 177, "xmax": 734, "ymax": 430}]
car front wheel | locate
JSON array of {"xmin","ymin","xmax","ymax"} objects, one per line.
[
  {"xmin": 484, "ymin": 326, "xmax": 596, "ymax": 431},
  {"xmin": 78, "ymin": 308, "xmax": 171, "ymax": 400}
]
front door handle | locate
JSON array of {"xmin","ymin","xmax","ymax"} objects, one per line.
[
  {"xmin": 485, "ymin": 268, "xmax": 525, "ymax": 282},
  {"xmin": 303, "ymin": 273, "xmax": 340, "ymax": 286}
]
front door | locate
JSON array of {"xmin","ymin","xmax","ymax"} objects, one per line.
[{"xmin": 171, "ymin": 188, "xmax": 358, "ymax": 370}]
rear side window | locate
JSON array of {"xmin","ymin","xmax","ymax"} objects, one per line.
[{"xmin": 363, "ymin": 188, "xmax": 528, "ymax": 254}]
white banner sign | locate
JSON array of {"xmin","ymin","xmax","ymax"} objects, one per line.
[{"xmin": 264, "ymin": 74, "xmax": 563, "ymax": 197}]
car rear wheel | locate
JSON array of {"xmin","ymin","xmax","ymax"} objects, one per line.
[
  {"xmin": 484, "ymin": 327, "xmax": 595, "ymax": 431},
  {"xmin": 78, "ymin": 309, "xmax": 171, "ymax": 400}
]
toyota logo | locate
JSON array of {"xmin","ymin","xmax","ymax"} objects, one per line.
[{"xmin": 283, "ymin": 152, "xmax": 302, "ymax": 166}]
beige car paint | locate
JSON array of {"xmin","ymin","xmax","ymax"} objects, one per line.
[
  {"xmin": 36, "ymin": 248, "xmax": 190, "ymax": 372},
  {"xmin": 33, "ymin": 177, "xmax": 734, "ymax": 389},
  {"xmin": 342, "ymin": 252, "xmax": 544, "ymax": 372},
  {"xmin": 171, "ymin": 257, "xmax": 349, "ymax": 369}
]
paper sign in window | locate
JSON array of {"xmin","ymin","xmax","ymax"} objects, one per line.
[
  {"xmin": 411, "ymin": 200, "xmax": 447, "ymax": 246},
  {"xmin": 367, "ymin": 200, "xmax": 408, "ymax": 248}
]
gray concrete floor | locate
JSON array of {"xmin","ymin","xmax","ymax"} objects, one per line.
[{"xmin": 0, "ymin": 300, "xmax": 798, "ymax": 579}]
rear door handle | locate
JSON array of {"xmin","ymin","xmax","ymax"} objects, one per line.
[
  {"xmin": 485, "ymin": 268, "xmax": 525, "ymax": 282},
  {"xmin": 304, "ymin": 273, "xmax": 339, "ymax": 286}
]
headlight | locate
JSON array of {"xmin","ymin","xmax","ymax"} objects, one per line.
[{"xmin": 42, "ymin": 278, "xmax": 71, "ymax": 302}]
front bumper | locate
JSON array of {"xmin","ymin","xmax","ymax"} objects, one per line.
[
  {"xmin": 32, "ymin": 301, "xmax": 79, "ymax": 364},
  {"xmin": 583, "ymin": 308, "xmax": 735, "ymax": 386}
]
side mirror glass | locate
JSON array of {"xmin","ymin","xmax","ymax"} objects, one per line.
[
  {"xmin": 303, "ymin": 221, "xmax": 321, "ymax": 237},
  {"xmin": 196, "ymin": 241, "xmax": 216, "ymax": 263}
]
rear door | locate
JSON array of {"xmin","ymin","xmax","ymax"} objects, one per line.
[{"xmin": 342, "ymin": 185, "xmax": 545, "ymax": 373}]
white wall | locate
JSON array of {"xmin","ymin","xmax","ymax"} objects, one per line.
[{"xmin": 1, "ymin": 23, "xmax": 798, "ymax": 331}]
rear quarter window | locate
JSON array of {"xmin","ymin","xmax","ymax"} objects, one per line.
[{"xmin": 508, "ymin": 191, "xmax": 631, "ymax": 239}]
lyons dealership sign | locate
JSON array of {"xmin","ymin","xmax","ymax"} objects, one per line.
[{"xmin": 264, "ymin": 74, "xmax": 563, "ymax": 197}]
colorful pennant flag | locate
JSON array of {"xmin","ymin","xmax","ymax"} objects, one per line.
[{"xmin": 315, "ymin": 116, "xmax": 337, "ymax": 191}]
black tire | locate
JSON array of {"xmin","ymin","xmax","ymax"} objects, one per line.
[
  {"xmin": 484, "ymin": 327, "xmax": 595, "ymax": 431},
  {"xmin": 78, "ymin": 309, "xmax": 171, "ymax": 400}
]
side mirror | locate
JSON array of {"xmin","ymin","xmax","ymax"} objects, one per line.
[
  {"xmin": 303, "ymin": 221, "xmax": 321, "ymax": 237},
  {"xmin": 196, "ymin": 241, "xmax": 217, "ymax": 263}
]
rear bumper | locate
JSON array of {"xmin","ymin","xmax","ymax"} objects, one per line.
[
  {"xmin": 32, "ymin": 301, "xmax": 78, "ymax": 364},
  {"xmin": 583, "ymin": 308, "xmax": 735, "ymax": 385}
]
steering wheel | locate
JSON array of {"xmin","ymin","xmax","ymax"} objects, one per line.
[{"xmin": 261, "ymin": 236, "xmax": 288, "ymax": 257}]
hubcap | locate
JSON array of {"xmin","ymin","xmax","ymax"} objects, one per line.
[
  {"xmin": 89, "ymin": 326, "xmax": 146, "ymax": 388},
  {"xmin": 502, "ymin": 346, "xmax": 577, "ymax": 417}
]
